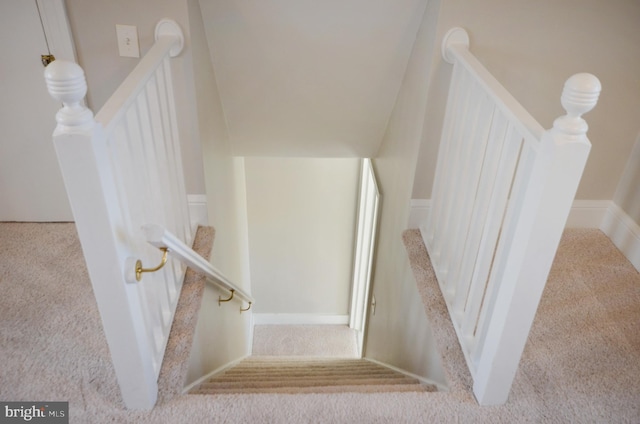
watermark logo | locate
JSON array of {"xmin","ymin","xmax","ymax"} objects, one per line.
[{"xmin": 0, "ymin": 402, "xmax": 68, "ymax": 424}]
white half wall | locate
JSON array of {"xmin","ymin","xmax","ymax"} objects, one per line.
[
  {"xmin": 244, "ymin": 157, "xmax": 360, "ymax": 315},
  {"xmin": 409, "ymin": 199, "xmax": 611, "ymax": 230},
  {"xmin": 410, "ymin": 199, "xmax": 640, "ymax": 273}
]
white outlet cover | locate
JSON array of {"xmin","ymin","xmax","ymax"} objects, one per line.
[{"xmin": 116, "ymin": 24, "xmax": 139, "ymax": 58}]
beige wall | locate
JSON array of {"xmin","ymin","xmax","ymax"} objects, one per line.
[
  {"xmin": 244, "ymin": 158, "xmax": 360, "ymax": 315},
  {"xmin": 65, "ymin": 0, "xmax": 206, "ymax": 194},
  {"xmin": 189, "ymin": 0, "xmax": 252, "ymax": 288},
  {"xmin": 186, "ymin": 283, "xmax": 252, "ymax": 386},
  {"xmin": 186, "ymin": 0, "xmax": 253, "ymax": 383},
  {"xmin": 366, "ymin": 0, "xmax": 447, "ymax": 384},
  {"xmin": 412, "ymin": 0, "xmax": 640, "ymax": 207}
]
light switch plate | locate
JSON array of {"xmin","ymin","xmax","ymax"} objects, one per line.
[{"xmin": 116, "ymin": 24, "xmax": 139, "ymax": 58}]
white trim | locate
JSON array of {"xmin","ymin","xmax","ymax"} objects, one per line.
[
  {"xmin": 350, "ymin": 158, "xmax": 380, "ymax": 357},
  {"xmin": 410, "ymin": 199, "xmax": 610, "ymax": 230},
  {"xmin": 188, "ymin": 194, "xmax": 208, "ymax": 230},
  {"xmin": 364, "ymin": 357, "xmax": 447, "ymax": 392},
  {"xmin": 601, "ymin": 203, "xmax": 640, "ymax": 273},
  {"xmin": 565, "ymin": 200, "xmax": 610, "ymax": 228},
  {"xmin": 253, "ymin": 314, "xmax": 350, "ymax": 326},
  {"xmin": 408, "ymin": 199, "xmax": 430, "ymax": 229},
  {"xmin": 182, "ymin": 354, "xmax": 250, "ymax": 394},
  {"xmin": 36, "ymin": 0, "xmax": 78, "ymax": 62}
]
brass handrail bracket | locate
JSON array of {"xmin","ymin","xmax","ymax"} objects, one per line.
[
  {"xmin": 240, "ymin": 302, "xmax": 252, "ymax": 313},
  {"xmin": 135, "ymin": 247, "xmax": 168, "ymax": 282},
  {"xmin": 218, "ymin": 289, "xmax": 235, "ymax": 306}
]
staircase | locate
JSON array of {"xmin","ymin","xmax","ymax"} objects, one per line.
[
  {"xmin": 189, "ymin": 357, "xmax": 436, "ymax": 395},
  {"xmin": 168, "ymin": 233, "xmax": 439, "ymax": 398}
]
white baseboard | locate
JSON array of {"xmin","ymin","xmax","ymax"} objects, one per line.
[
  {"xmin": 365, "ymin": 357, "xmax": 448, "ymax": 392},
  {"xmin": 408, "ymin": 199, "xmax": 430, "ymax": 229},
  {"xmin": 188, "ymin": 194, "xmax": 208, "ymax": 230},
  {"xmin": 409, "ymin": 199, "xmax": 611, "ymax": 230},
  {"xmin": 601, "ymin": 203, "xmax": 640, "ymax": 273},
  {"xmin": 253, "ymin": 314, "xmax": 350, "ymax": 326},
  {"xmin": 565, "ymin": 200, "xmax": 611, "ymax": 228}
]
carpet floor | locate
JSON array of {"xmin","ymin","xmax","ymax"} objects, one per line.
[
  {"xmin": 190, "ymin": 357, "xmax": 436, "ymax": 394},
  {"xmin": 0, "ymin": 223, "xmax": 639, "ymax": 423}
]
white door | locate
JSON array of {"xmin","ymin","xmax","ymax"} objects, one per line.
[
  {"xmin": 349, "ymin": 158, "xmax": 380, "ymax": 356},
  {"xmin": 0, "ymin": 0, "xmax": 73, "ymax": 221}
]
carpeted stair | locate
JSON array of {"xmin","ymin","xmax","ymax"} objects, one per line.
[{"xmin": 190, "ymin": 357, "xmax": 437, "ymax": 395}]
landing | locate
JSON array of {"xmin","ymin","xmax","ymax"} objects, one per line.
[{"xmin": 252, "ymin": 325, "xmax": 358, "ymax": 357}]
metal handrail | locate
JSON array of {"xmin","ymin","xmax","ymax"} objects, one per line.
[{"xmin": 142, "ymin": 224, "xmax": 254, "ymax": 307}]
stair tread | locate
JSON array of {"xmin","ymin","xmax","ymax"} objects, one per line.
[
  {"xmin": 208, "ymin": 370, "xmax": 403, "ymax": 381},
  {"xmin": 192, "ymin": 383, "xmax": 433, "ymax": 395},
  {"xmin": 189, "ymin": 357, "xmax": 438, "ymax": 395},
  {"xmin": 200, "ymin": 376, "xmax": 421, "ymax": 388}
]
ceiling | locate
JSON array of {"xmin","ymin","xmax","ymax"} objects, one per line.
[{"xmin": 198, "ymin": 0, "xmax": 428, "ymax": 157}]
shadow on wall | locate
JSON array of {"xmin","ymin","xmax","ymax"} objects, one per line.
[{"xmin": 614, "ymin": 133, "xmax": 640, "ymax": 225}]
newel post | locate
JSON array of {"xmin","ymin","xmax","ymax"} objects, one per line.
[
  {"xmin": 472, "ymin": 73, "xmax": 601, "ymax": 405},
  {"xmin": 552, "ymin": 73, "xmax": 601, "ymax": 143},
  {"xmin": 44, "ymin": 60, "xmax": 94, "ymax": 134},
  {"xmin": 44, "ymin": 62, "xmax": 159, "ymax": 410}
]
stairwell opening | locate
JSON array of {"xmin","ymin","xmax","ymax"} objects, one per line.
[{"xmin": 186, "ymin": 156, "xmax": 446, "ymax": 394}]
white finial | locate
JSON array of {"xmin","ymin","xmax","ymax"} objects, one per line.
[
  {"xmin": 44, "ymin": 60, "xmax": 94, "ymax": 132},
  {"xmin": 553, "ymin": 73, "xmax": 601, "ymax": 137}
]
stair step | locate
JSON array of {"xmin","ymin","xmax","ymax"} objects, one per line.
[
  {"xmin": 199, "ymin": 376, "xmax": 420, "ymax": 389},
  {"xmin": 189, "ymin": 357, "xmax": 438, "ymax": 395},
  {"xmin": 192, "ymin": 383, "xmax": 434, "ymax": 395},
  {"xmin": 209, "ymin": 370, "xmax": 404, "ymax": 381}
]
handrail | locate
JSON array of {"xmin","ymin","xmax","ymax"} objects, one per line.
[
  {"xmin": 442, "ymin": 28, "xmax": 545, "ymax": 146},
  {"xmin": 142, "ymin": 224, "xmax": 254, "ymax": 305},
  {"xmin": 95, "ymin": 19, "xmax": 184, "ymax": 134}
]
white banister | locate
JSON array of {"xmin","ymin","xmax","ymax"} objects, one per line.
[
  {"xmin": 472, "ymin": 72, "xmax": 599, "ymax": 405},
  {"xmin": 142, "ymin": 224, "xmax": 254, "ymax": 306},
  {"xmin": 44, "ymin": 19, "xmax": 189, "ymax": 410},
  {"xmin": 421, "ymin": 27, "xmax": 600, "ymax": 405},
  {"xmin": 45, "ymin": 60, "xmax": 159, "ymax": 410},
  {"xmin": 96, "ymin": 24, "xmax": 183, "ymax": 132}
]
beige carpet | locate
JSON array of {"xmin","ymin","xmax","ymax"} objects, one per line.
[
  {"xmin": 190, "ymin": 357, "xmax": 435, "ymax": 394},
  {"xmin": 1, "ymin": 223, "xmax": 639, "ymax": 423}
]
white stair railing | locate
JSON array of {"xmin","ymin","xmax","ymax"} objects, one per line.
[
  {"xmin": 143, "ymin": 224, "xmax": 254, "ymax": 310},
  {"xmin": 420, "ymin": 27, "xmax": 601, "ymax": 405},
  {"xmin": 44, "ymin": 20, "xmax": 189, "ymax": 410}
]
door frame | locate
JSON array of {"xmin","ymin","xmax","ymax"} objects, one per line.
[
  {"xmin": 36, "ymin": 0, "xmax": 78, "ymax": 63},
  {"xmin": 349, "ymin": 158, "xmax": 380, "ymax": 357}
]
